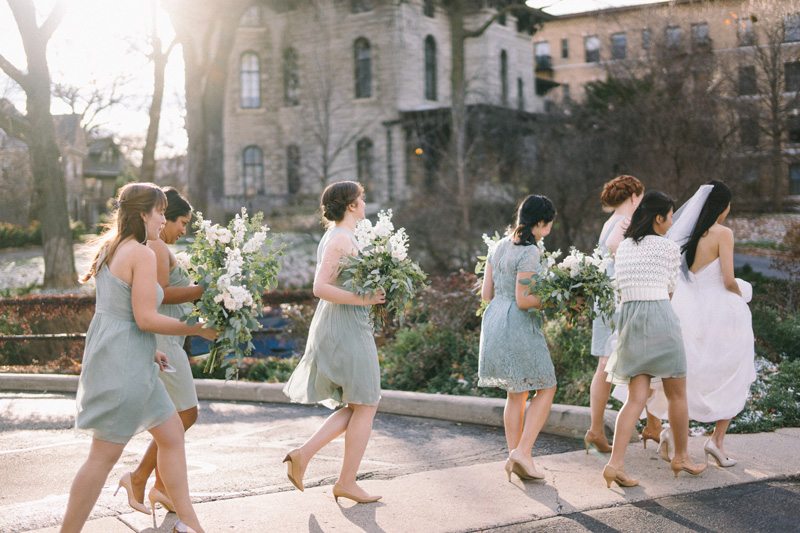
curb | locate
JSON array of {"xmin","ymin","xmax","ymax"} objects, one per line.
[{"xmin": 0, "ymin": 373, "xmax": 616, "ymax": 439}]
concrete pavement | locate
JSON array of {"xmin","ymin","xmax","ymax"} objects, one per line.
[{"xmin": 24, "ymin": 428, "xmax": 800, "ymax": 533}]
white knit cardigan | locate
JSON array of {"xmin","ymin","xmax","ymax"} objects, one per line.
[{"xmin": 614, "ymin": 235, "xmax": 681, "ymax": 303}]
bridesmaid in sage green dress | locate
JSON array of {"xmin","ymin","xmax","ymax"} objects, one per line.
[
  {"xmin": 130, "ymin": 188, "xmax": 204, "ymax": 516},
  {"xmin": 478, "ymin": 195, "xmax": 557, "ymax": 482},
  {"xmin": 61, "ymin": 183, "xmax": 216, "ymax": 533},
  {"xmin": 282, "ymin": 181, "xmax": 386, "ymax": 505}
]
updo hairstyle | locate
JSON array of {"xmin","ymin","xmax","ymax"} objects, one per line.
[
  {"xmin": 320, "ymin": 180, "xmax": 364, "ymax": 224},
  {"xmin": 512, "ymin": 195, "xmax": 556, "ymax": 246},
  {"xmin": 600, "ymin": 175, "xmax": 644, "ymax": 211},
  {"xmin": 163, "ymin": 187, "xmax": 193, "ymax": 221}
]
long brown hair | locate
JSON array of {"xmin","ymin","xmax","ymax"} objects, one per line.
[{"xmin": 81, "ymin": 183, "xmax": 167, "ymax": 283}]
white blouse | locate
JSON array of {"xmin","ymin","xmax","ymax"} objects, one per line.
[{"xmin": 614, "ymin": 235, "xmax": 681, "ymax": 303}]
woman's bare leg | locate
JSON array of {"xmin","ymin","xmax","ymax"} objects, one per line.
[
  {"xmin": 504, "ymin": 391, "xmax": 528, "ymax": 451},
  {"xmin": 336, "ymin": 403, "xmax": 378, "ymax": 497},
  {"xmin": 589, "ymin": 357, "xmax": 612, "ymax": 438},
  {"xmin": 661, "ymin": 377, "xmax": 690, "ymax": 461},
  {"xmin": 608, "ymin": 375, "xmax": 650, "ymax": 469}
]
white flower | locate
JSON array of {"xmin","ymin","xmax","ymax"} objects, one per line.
[
  {"xmin": 483, "ymin": 233, "xmax": 501, "ymax": 256},
  {"xmin": 389, "ymin": 228, "xmax": 409, "ymax": 261},
  {"xmin": 232, "ymin": 214, "xmax": 247, "ymax": 245},
  {"xmin": 174, "ymin": 251, "xmax": 191, "ymax": 270},
  {"xmin": 225, "ymin": 248, "xmax": 244, "ymax": 277},
  {"xmin": 220, "ymin": 284, "xmax": 253, "ymax": 312},
  {"xmin": 242, "ymin": 231, "xmax": 267, "ymax": 254},
  {"xmin": 373, "ymin": 209, "xmax": 394, "ymax": 238},
  {"xmin": 206, "ymin": 225, "xmax": 232, "ymax": 245},
  {"xmin": 354, "ymin": 219, "xmax": 374, "ymax": 251}
]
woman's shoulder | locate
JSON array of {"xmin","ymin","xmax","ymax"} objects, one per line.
[{"xmin": 708, "ymin": 223, "xmax": 734, "ymax": 240}]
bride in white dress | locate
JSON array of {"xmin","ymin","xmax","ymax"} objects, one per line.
[{"xmin": 664, "ymin": 180, "xmax": 756, "ymax": 467}]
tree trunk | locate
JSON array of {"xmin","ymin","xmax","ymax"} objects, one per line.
[
  {"xmin": 448, "ymin": 2, "xmax": 470, "ymax": 230},
  {"xmin": 140, "ymin": 38, "xmax": 169, "ymax": 183}
]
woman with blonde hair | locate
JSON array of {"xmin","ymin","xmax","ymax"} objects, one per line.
[
  {"xmin": 61, "ymin": 183, "xmax": 216, "ymax": 533},
  {"xmin": 282, "ymin": 181, "xmax": 386, "ymax": 504}
]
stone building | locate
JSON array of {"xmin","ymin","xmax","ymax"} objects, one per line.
[
  {"xmin": 533, "ymin": 0, "xmax": 800, "ymax": 201},
  {"xmin": 221, "ymin": 0, "xmax": 544, "ymax": 215}
]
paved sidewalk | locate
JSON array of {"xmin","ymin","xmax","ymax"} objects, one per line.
[{"xmin": 28, "ymin": 428, "xmax": 800, "ymax": 533}]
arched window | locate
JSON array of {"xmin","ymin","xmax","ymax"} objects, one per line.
[
  {"xmin": 423, "ymin": 0, "xmax": 434, "ymax": 17},
  {"xmin": 424, "ymin": 36, "xmax": 437, "ymax": 101},
  {"xmin": 240, "ymin": 52, "xmax": 261, "ymax": 108},
  {"xmin": 354, "ymin": 38, "xmax": 372, "ymax": 99},
  {"xmin": 283, "ymin": 47, "xmax": 300, "ymax": 106},
  {"xmin": 500, "ymin": 50, "xmax": 508, "ymax": 106},
  {"xmin": 242, "ymin": 145, "xmax": 264, "ymax": 196},
  {"xmin": 287, "ymin": 145, "xmax": 301, "ymax": 195},
  {"xmin": 517, "ymin": 77, "xmax": 524, "ymax": 110},
  {"xmin": 356, "ymin": 137, "xmax": 374, "ymax": 192}
]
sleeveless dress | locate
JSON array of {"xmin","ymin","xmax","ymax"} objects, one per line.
[
  {"xmin": 75, "ymin": 266, "xmax": 176, "ymax": 444},
  {"xmin": 155, "ymin": 265, "xmax": 198, "ymax": 412},
  {"xmin": 648, "ymin": 260, "xmax": 756, "ymax": 422},
  {"xmin": 478, "ymin": 237, "xmax": 556, "ymax": 392},
  {"xmin": 590, "ymin": 214, "xmax": 625, "ymax": 357},
  {"xmin": 283, "ymin": 227, "xmax": 381, "ymax": 409}
]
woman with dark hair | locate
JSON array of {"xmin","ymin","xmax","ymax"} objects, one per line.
[
  {"xmin": 586, "ymin": 175, "xmax": 663, "ymax": 453},
  {"xmin": 62, "ymin": 183, "xmax": 216, "ymax": 533},
  {"xmin": 478, "ymin": 195, "xmax": 558, "ymax": 481},
  {"xmin": 128, "ymin": 187, "xmax": 205, "ymax": 519},
  {"xmin": 662, "ymin": 181, "xmax": 755, "ymax": 467},
  {"xmin": 602, "ymin": 191, "xmax": 706, "ymax": 488},
  {"xmin": 282, "ymin": 180, "xmax": 386, "ymax": 504}
]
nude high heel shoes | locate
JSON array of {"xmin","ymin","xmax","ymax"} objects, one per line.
[
  {"xmin": 283, "ymin": 449, "xmax": 305, "ymax": 492},
  {"xmin": 583, "ymin": 430, "xmax": 612, "ymax": 454},
  {"xmin": 656, "ymin": 428, "xmax": 673, "ymax": 463},
  {"xmin": 602, "ymin": 465, "xmax": 639, "ymax": 488},
  {"xmin": 670, "ymin": 457, "xmax": 707, "ymax": 477},
  {"xmin": 640, "ymin": 425, "xmax": 661, "ymax": 449},
  {"xmin": 704, "ymin": 439, "xmax": 737, "ymax": 467},
  {"xmin": 114, "ymin": 472, "xmax": 150, "ymax": 514},
  {"xmin": 332, "ymin": 483, "xmax": 382, "ymax": 504}
]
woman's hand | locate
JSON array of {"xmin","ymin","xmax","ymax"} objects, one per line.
[
  {"xmin": 363, "ymin": 289, "xmax": 386, "ymax": 306},
  {"xmin": 193, "ymin": 323, "xmax": 219, "ymax": 341},
  {"xmin": 154, "ymin": 350, "xmax": 169, "ymax": 370}
]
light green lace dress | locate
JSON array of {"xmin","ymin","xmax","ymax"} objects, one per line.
[
  {"xmin": 478, "ymin": 237, "xmax": 556, "ymax": 392},
  {"xmin": 75, "ymin": 266, "xmax": 175, "ymax": 444},
  {"xmin": 283, "ymin": 227, "xmax": 381, "ymax": 409},
  {"xmin": 155, "ymin": 265, "xmax": 198, "ymax": 412}
]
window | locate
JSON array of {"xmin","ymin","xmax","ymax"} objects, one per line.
[
  {"xmin": 611, "ymin": 32, "xmax": 627, "ymax": 60},
  {"xmin": 786, "ymin": 61, "xmax": 800, "ymax": 92},
  {"xmin": 354, "ymin": 38, "xmax": 372, "ymax": 98},
  {"xmin": 584, "ymin": 35, "xmax": 600, "ymax": 63},
  {"xmin": 500, "ymin": 50, "xmax": 508, "ymax": 105},
  {"xmin": 642, "ymin": 28, "xmax": 651, "ymax": 50},
  {"xmin": 423, "ymin": 0, "xmax": 434, "ymax": 17},
  {"xmin": 740, "ymin": 113, "xmax": 759, "ymax": 148},
  {"xmin": 517, "ymin": 77, "xmax": 524, "ymax": 111},
  {"xmin": 534, "ymin": 41, "xmax": 551, "ymax": 69},
  {"xmin": 287, "ymin": 145, "xmax": 301, "ymax": 195},
  {"xmin": 239, "ymin": 5, "xmax": 262, "ymax": 27},
  {"xmin": 356, "ymin": 138, "xmax": 374, "ymax": 192},
  {"xmin": 242, "ymin": 146, "xmax": 264, "ymax": 196},
  {"xmin": 240, "ymin": 52, "xmax": 261, "ymax": 109},
  {"xmin": 561, "ymin": 38, "xmax": 569, "ymax": 59},
  {"xmin": 283, "ymin": 48, "xmax": 300, "ymax": 106},
  {"xmin": 737, "ymin": 17, "xmax": 755, "ymax": 46},
  {"xmin": 785, "ymin": 13, "xmax": 800, "ymax": 42},
  {"xmin": 425, "ymin": 36, "xmax": 437, "ymax": 101},
  {"xmin": 666, "ymin": 26, "xmax": 683, "ymax": 49},
  {"xmin": 788, "ymin": 110, "xmax": 800, "ymax": 143},
  {"xmin": 738, "ymin": 66, "xmax": 757, "ymax": 96},
  {"xmin": 351, "ymin": 0, "xmax": 373, "ymax": 13},
  {"xmin": 691, "ymin": 22, "xmax": 710, "ymax": 48},
  {"xmin": 791, "ymin": 163, "xmax": 800, "ymax": 195}
]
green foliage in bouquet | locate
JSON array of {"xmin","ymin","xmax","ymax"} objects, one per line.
[
  {"xmin": 186, "ymin": 209, "xmax": 282, "ymax": 378},
  {"xmin": 340, "ymin": 210, "xmax": 428, "ymax": 330},
  {"xmin": 521, "ymin": 246, "xmax": 616, "ymax": 327},
  {"xmin": 474, "ymin": 232, "xmax": 502, "ymax": 317}
]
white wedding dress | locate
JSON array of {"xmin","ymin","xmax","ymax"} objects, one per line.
[{"xmin": 668, "ymin": 259, "xmax": 756, "ymax": 422}]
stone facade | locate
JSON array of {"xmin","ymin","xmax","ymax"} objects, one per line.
[{"xmin": 221, "ymin": 0, "xmax": 542, "ymax": 215}]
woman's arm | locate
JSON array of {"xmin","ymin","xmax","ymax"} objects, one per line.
[
  {"xmin": 515, "ymin": 272, "xmax": 542, "ymax": 310},
  {"xmin": 148, "ymin": 239, "xmax": 203, "ymax": 305},
  {"xmin": 312, "ymin": 232, "xmax": 385, "ymax": 306},
  {"xmin": 481, "ymin": 262, "xmax": 494, "ymax": 302},
  {"xmin": 606, "ymin": 217, "xmax": 630, "ymax": 256},
  {"xmin": 718, "ymin": 227, "xmax": 742, "ymax": 296},
  {"xmin": 130, "ymin": 246, "xmax": 216, "ymax": 339}
]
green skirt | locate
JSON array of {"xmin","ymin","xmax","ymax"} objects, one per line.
[{"xmin": 605, "ymin": 300, "xmax": 686, "ymax": 385}]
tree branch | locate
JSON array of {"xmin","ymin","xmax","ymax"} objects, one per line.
[
  {"xmin": 0, "ymin": 53, "xmax": 28, "ymax": 89},
  {"xmin": 40, "ymin": 0, "xmax": 68, "ymax": 41},
  {"xmin": 463, "ymin": 3, "xmax": 535, "ymax": 39},
  {"xmin": 0, "ymin": 98, "xmax": 30, "ymax": 140}
]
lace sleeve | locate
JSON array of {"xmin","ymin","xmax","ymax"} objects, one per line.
[
  {"xmin": 666, "ymin": 240, "xmax": 681, "ymax": 293},
  {"xmin": 517, "ymin": 245, "xmax": 541, "ymax": 274}
]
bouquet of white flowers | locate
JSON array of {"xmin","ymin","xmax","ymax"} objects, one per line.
[
  {"xmin": 521, "ymin": 246, "xmax": 615, "ymax": 326},
  {"xmin": 186, "ymin": 208, "xmax": 282, "ymax": 378},
  {"xmin": 340, "ymin": 209, "xmax": 427, "ymax": 330},
  {"xmin": 474, "ymin": 232, "xmax": 502, "ymax": 317}
]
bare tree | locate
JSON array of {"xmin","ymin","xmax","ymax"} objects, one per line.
[
  {"xmin": 52, "ymin": 77, "xmax": 128, "ymax": 137},
  {"xmin": 0, "ymin": 0, "xmax": 76, "ymax": 288}
]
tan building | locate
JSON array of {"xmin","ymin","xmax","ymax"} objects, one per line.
[
  {"xmin": 221, "ymin": 0, "xmax": 544, "ymax": 215},
  {"xmin": 534, "ymin": 0, "xmax": 800, "ymax": 201}
]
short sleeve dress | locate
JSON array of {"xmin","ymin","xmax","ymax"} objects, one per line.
[
  {"xmin": 283, "ymin": 227, "xmax": 381, "ymax": 409},
  {"xmin": 478, "ymin": 237, "xmax": 556, "ymax": 392},
  {"xmin": 75, "ymin": 265, "xmax": 175, "ymax": 444},
  {"xmin": 590, "ymin": 214, "xmax": 626, "ymax": 357}
]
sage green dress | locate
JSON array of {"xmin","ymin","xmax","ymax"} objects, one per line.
[
  {"xmin": 478, "ymin": 237, "xmax": 556, "ymax": 392},
  {"xmin": 156, "ymin": 265, "xmax": 198, "ymax": 412},
  {"xmin": 283, "ymin": 227, "xmax": 381, "ymax": 409},
  {"xmin": 76, "ymin": 265, "xmax": 175, "ymax": 444}
]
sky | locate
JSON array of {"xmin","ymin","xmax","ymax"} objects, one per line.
[{"xmin": 0, "ymin": 0, "xmax": 665, "ymax": 160}]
